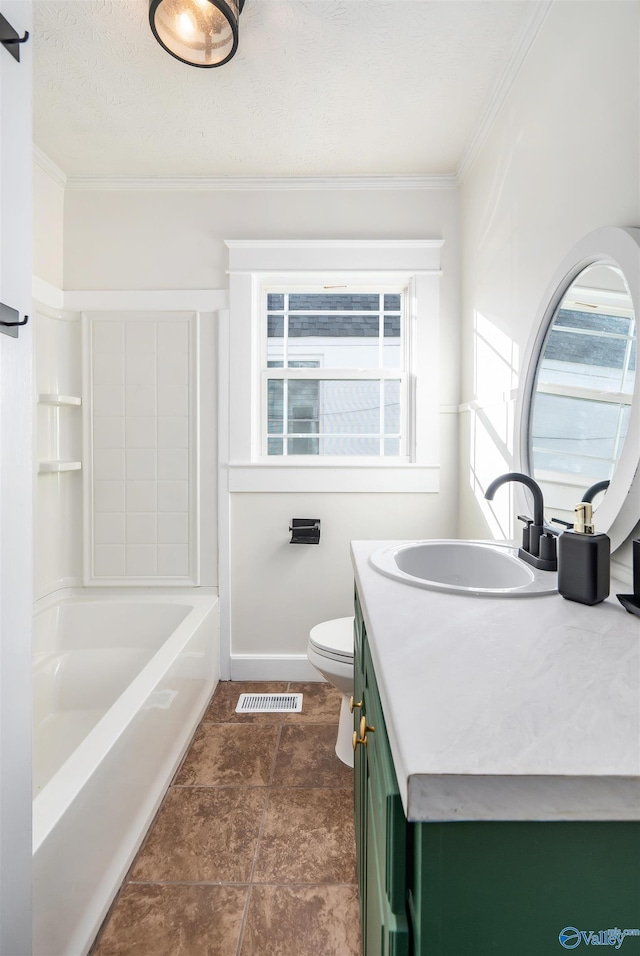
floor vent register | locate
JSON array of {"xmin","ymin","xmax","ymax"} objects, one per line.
[{"xmin": 235, "ymin": 693, "xmax": 303, "ymax": 714}]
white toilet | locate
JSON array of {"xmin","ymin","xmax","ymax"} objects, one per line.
[{"xmin": 307, "ymin": 616, "xmax": 355, "ymax": 767}]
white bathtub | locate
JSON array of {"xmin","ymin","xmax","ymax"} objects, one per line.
[{"xmin": 32, "ymin": 589, "xmax": 219, "ymax": 956}]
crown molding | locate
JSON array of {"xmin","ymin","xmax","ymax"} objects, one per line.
[
  {"xmin": 32, "ymin": 144, "xmax": 457, "ymax": 192},
  {"xmin": 224, "ymin": 239, "xmax": 445, "ymax": 249},
  {"xmin": 33, "ymin": 146, "xmax": 68, "ymax": 188},
  {"xmin": 457, "ymin": 0, "xmax": 554, "ymax": 182},
  {"xmin": 63, "ymin": 174, "xmax": 458, "ymax": 192}
]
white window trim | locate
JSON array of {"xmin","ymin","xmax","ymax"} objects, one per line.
[{"xmin": 225, "ymin": 239, "xmax": 443, "ymax": 493}]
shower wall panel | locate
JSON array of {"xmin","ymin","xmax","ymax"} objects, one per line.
[{"xmin": 83, "ymin": 311, "xmax": 200, "ymax": 585}]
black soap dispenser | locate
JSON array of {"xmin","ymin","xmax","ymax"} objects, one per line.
[{"xmin": 558, "ymin": 501, "xmax": 610, "ymax": 605}]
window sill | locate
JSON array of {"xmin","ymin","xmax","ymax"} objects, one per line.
[{"xmin": 227, "ymin": 462, "xmax": 439, "ymax": 493}]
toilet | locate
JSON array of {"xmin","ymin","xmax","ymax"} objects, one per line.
[{"xmin": 307, "ymin": 616, "xmax": 355, "ymax": 767}]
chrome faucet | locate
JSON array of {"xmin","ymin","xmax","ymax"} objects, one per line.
[{"xmin": 484, "ymin": 471, "xmax": 557, "ymax": 571}]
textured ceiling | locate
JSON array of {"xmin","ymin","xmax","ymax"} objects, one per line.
[{"xmin": 33, "ymin": 0, "xmax": 537, "ymax": 179}]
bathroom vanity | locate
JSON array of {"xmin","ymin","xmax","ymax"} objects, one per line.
[{"xmin": 351, "ymin": 540, "xmax": 640, "ymax": 956}]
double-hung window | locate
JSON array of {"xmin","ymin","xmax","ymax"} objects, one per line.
[
  {"xmin": 225, "ymin": 239, "xmax": 442, "ymax": 492},
  {"xmin": 263, "ymin": 288, "xmax": 408, "ymax": 459}
]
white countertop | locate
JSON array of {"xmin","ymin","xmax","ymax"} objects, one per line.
[{"xmin": 351, "ymin": 540, "xmax": 640, "ymax": 823}]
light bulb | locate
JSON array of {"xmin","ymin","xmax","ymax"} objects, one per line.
[{"xmin": 176, "ymin": 9, "xmax": 196, "ymax": 39}]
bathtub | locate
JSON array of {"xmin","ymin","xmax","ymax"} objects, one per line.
[{"xmin": 32, "ymin": 589, "xmax": 219, "ymax": 956}]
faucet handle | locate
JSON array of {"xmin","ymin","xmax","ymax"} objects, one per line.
[
  {"xmin": 539, "ymin": 532, "xmax": 557, "ymax": 564},
  {"xmin": 517, "ymin": 514, "xmax": 533, "ymax": 552},
  {"xmin": 551, "ymin": 517, "xmax": 574, "ymax": 530}
]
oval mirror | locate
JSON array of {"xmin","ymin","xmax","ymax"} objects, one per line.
[{"xmin": 518, "ymin": 227, "xmax": 640, "ymax": 551}]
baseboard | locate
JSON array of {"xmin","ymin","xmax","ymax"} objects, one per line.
[{"xmin": 230, "ymin": 654, "xmax": 323, "ymax": 682}]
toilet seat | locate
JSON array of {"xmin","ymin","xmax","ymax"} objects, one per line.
[{"xmin": 308, "ymin": 616, "xmax": 354, "ymax": 664}]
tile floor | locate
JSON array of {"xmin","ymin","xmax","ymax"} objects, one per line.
[{"xmin": 90, "ymin": 681, "xmax": 362, "ymax": 956}]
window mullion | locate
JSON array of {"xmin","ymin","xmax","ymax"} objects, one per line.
[
  {"xmin": 407, "ymin": 278, "xmax": 417, "ymax": 460},
  {"xmin": 265, "ymin": 367, "xmax": 402, "ymax": 380},
  {"xmin": 379, "ymin": 292, "xmax": 384, "ymax": 455},
  {"xmin": 378, "ymin": 292, "xmax": 384, "ymax": 372},
  {"xmin": 282, "ymin": 377, "xmax": 288, "ymax": 457},
  {"xmin": 284, "ymin": 292, "xmax": 289, "ymax": 369},
  {"xmin": 380, "ymin": 379, "xmax": 385, "ymax": 456}
]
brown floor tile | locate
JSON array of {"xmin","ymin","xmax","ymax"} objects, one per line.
[
  {"xmin": 272, "ymin": 724, "xmax": 353, "ymax": 788},
  {"xmin": 130, "ymin": 787, "xmax": 266, "ymax": 883},
  {"xmin": 240, "ymin": 884, "xmax": 361, "ymax": 956},
  {"xmin": 89, "ymin": 680, "xmax": 360, "ymax": 955},
  {"xmin": 174, "ymin": 722, "xmax": 279, "ymax": 787},
  {"xmin": 92, "ymin": 884, "xmax": 248, "ymax": 956},
  {"xmin": 285, "ymin": 682, "xmax": 342, "ymax": 723},
  {"xmin": 203, "ymin": 681, "xmax": 289, "ymax": 723},
  {"xmin": 254, "ymin": 788, "xmax": 357, "ymax": 885}
]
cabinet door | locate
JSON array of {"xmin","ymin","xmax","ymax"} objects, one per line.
[
  {"xmin": 354, "ymin": 588, "xmax": 409, "ymax": 955},
  {"xmin": 353, "ymin": 588, "xmax": 368, "ymax": 941},
  {"xmin": 365, "ymin": 781, "xmax": 410, "ymax": 956}
]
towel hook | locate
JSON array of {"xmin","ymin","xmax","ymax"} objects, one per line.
[
  {"xmin": 0, "ymin": 13, "xmax": 30, "ymax": 62},
  {"xmin": 0, "ymin": 303, "xmax": 29, "ymax": 338}
]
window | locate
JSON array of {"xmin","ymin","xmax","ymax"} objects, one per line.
[
  {"xmin": 263, "ymin": 289, "xmax": 407, "ymax": 458},
  {"xmin": 225, "ymin": 239, "xmax": 442, "ymax": 493}
]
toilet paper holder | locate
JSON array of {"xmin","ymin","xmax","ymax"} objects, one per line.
[{"xmin": 289, "ymin": 518, "xmax": 321, "ymax": 544}]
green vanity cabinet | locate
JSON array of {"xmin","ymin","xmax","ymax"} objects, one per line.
[
  {"xmin": 406, "ymin": 819, "xmax": 640, "ymax": 955},
  {"xmin": 353, "ymin": 588, "xmax": 640, "ymax": 956}
]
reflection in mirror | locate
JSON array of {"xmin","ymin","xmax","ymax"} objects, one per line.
[{"xmin": 528, "ymin": 263, "xmax": 636, "ymax": 527}]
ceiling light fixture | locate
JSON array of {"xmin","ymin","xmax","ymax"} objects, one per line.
[{"xmin": 149, "ymin": 0, "xmax": 244, "ymax": 68}]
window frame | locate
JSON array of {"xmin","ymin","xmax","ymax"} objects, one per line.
[
  {"xmin": 225, "ymin": 239, "xmax": 443, "ymax": 493},
  {"xmin": 259, "ymin": 281, "xmax": 413, "ymax": 462}
]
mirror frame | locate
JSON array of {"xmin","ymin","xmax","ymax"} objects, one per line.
[{"xmin": 516, "ymin": 226, "xmax": 640, "ymax": 552}]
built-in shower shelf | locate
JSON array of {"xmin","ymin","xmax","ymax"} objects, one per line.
[
  {"xmin": 38, "ymin": 461, "xmax": 82, "ymax": 474},
  {"xmin": 38, "ymin": 393, "xmax": 82, "ymax": 406}
]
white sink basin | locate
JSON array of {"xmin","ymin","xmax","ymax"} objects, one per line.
[{"xmin": 369, "ymin": 540, "xmax": 558, "ymax": 597}]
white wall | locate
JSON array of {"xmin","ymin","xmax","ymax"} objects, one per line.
[
  {"xmin": 33, "ymin": 159, "xmax": 64, "ymax": 289},
  {"xmin": 230, "ymin": 488, "xmax": 457, "ymax": 663},
  {"xmin": 0, "ymin": 1, "xmax": 33, "ymax": 950},
  {"xmin": 33, "ymin": 158, "xmax": 81, "ymax": 600},
  {"xmin": 61, "ymin": 186, "xmax": 462, "ymax": 669},
  {"xmin": 458, "ymin": 0, "xmax": 640, "ymax": 577},
  {"xmin": 64, "ymin": 186, "xmax": 460, "ymax": 297}
]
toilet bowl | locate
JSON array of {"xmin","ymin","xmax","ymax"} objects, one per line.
[{"xmin": 307, "ymin": 616, "xmax": 355, "ymax": 768}]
